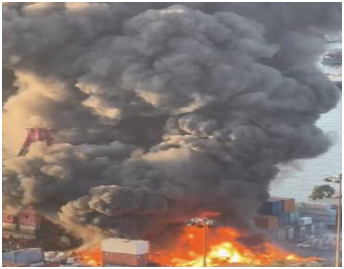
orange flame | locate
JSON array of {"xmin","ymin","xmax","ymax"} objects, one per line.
[
  {"xmin": 150, "ymin": 226, "xmax": 318, "ymax": 267},
  {"xmin": 73, "ymin": 248, "xmax": 102, "ymax": 267},
  {"xmin": 74, "ymin": 226, "xmax": 319, "ymax": 267}
]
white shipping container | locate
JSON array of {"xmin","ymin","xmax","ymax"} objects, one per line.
[
  {"xmin": 44, "ymin": 251, "xmax": 57, "ymax": 259},
  {"xmin": 2, "ymin": 248, "xmax": 44, "ymax": 264},
  {"xmin": 101, "ymin": 238, "xmax": 149, "ymax": 255},
  {"xmin": 299, "ymin": 202, "xmax": 331, "ymax": 210},
  {"xmin": 299, "ymin": 217, "xmax": 312, "ymax": 226},
  {"xmin": 19, "ymin": 224, "xmax": 37, "ymax": 232},
  {"xmin": 276, "ymin": 228, "xmax": 286, "ymax": 241},
  {"xmin": 286, "ymin": 227, "xmax": 295, "ymax": 240},
  {"xmin": 300, "ymin": 214, "xmax": 336, "ymax": 223},
  {"xmin": 2, "ymin": 223, "xmax": 16, "ymax": 230},
  {"xmin": 299, "ymin": 208, "xmax": 337, "ymax": 216}
]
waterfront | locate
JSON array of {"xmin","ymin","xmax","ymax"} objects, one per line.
[{"xmin": 272, "ymin": 42, "xmax": 342, "ymax": 201}]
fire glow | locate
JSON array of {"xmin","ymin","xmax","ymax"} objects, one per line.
[
  {"xmin": 76, "ymin": 226, "xmax": 319, "ymax": 267},
  {"xmin": 150, "ymin": 226, "xmax": 318, "ymax": 267}
]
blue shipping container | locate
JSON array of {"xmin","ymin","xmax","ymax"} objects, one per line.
[
  {"xmin": 278, "ymin": 212, "xmax": 290, "ymax": 227},
  {"xmin": 289, "ymin": 211, "xmax": 300, "ymax": 225},
  {"xmin": 259, "ymin": 200, "xmax": 283, "ymax": 216}
]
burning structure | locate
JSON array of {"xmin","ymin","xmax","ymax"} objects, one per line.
[{"xmin": 2, "ymin": 2, "xmax": 342, "ymax": 266}]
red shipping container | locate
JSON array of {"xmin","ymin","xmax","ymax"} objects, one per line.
[
  {"xmin": 17, "ymin": 211, "xmax": 41, "ymax": 227},
  {"xmin": 255, "ymin": 215, "xmax": 279, "ymax": 230},
  {"xmin": 2, "ymin": 213, "xmax": 15, "ymax": 224},
  {"xmin": 102, "ymin": 251, "xmax": 148, "ymax": 266}
]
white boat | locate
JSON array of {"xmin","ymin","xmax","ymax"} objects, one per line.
[{"xmin": 322, "ymin": 49, "xmax": 342, "ymax": 65}]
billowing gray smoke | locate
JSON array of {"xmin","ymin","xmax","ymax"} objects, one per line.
[{"xmin": 2, "ymin": 3, "xmax": 341, "ymax": 242}]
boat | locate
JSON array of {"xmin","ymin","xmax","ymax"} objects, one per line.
[
  {"xmin": 322, "ymin": 49, "xmax": 342, "ymax": 65},
  {"xmin": 324, "ymin": 34, "xmax": 342, "ymax": 43}
]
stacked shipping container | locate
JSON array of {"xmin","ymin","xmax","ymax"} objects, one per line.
[
  {"xmin": 101, "ymin": 238, "xmax": 149, "ymax": 267},
  {"xmin": 298, "ymin": 202, "xmax": 337, "ymax": 226},
  {"xmin": 255, "ymin": 197, "xmax": 315, "ymax": 241},
  {"xmin": 2, "ymin": 208, "xmax": 41, "ymax": 234}
]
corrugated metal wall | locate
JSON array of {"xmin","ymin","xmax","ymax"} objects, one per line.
[
  {"xmin": 101, "ymin": 238, "xmax": 149, "ymax": 255},
  {"xmin": 102, "ymin": 252, "xmax": 148, "ymax": 266}
]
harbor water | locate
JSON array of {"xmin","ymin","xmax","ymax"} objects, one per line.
[{"xmin": 271, "ymin": 42, "xmax": 342, "ymax": 201}]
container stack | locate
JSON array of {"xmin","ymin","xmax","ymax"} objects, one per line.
[
  {"xmin": 2, "ymin": 213, "xmax": 17, "ymax": 231},
  {"xmin": 17, "ymin": 209, "xmax": 41, "ymax": 233},
  {"xmin": 298, "ymin": 202, "xmax": 337, "ymax": 227},
  {"xmin": 2, "ymin": 248, "xmax": 44, "ymax": 267},
  {"xmin": 101, "ymin": 238, "xmax": 149, "ymax": 267},
  {"xmin": 256, "ymin": 197, "xmax": 315, "ymax": 241}
]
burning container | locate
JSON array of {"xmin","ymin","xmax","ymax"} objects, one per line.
[
  {"xmin": 255, "ymin": 215, "xmax": 279, "ymax": 230},
  {"xmin": 101, "ymin": 238, "xmax": 149, "ymax": 267},
  {"xmin": 2, "ymin": 248, "xmax": 44, "ymax": 265}
]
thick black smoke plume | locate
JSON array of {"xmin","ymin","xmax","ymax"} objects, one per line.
[{"xmin": 2, "ymin": 3, "xmax": 341, "ymax": 242}]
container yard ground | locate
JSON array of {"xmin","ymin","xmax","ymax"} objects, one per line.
[{"xmin": 279, "ymin": 240, "xmax": 336, "ymax": 266}]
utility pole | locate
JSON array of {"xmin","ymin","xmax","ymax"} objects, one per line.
[
  {"xmin": 203, "ymin": 222, "xmax": 208, "ymax": 267},
  {"xmin": 185, "ymin": 217, "xmax": 217, "ymax": 267},
  {"xmin": 335, "ymin": 177, "xmax": 342, "ymax": 267},
  {"xmin": 324, "ymin": 174, "xmax": 342, "ymax": 267}
]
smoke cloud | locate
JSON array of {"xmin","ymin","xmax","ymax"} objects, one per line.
[{"xmin": 2, "ymin": 3, "xmax": 341, "ymax": 242}]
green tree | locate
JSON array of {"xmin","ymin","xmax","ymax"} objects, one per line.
[{"xmin": 309, "ymin": 184, "xmax": 335, "ymax": 201}]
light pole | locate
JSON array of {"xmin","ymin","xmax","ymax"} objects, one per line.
[
  {"xmin": 185, "ymin": 217, "xmax": 217, "ymax": 267},
  {"xmin": 324, "ymin": 174, "xmax": 342, "ymax": 267}
]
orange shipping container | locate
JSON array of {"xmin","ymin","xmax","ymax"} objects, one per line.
[
  {"xmin": 255, "ymin": 215, "xmax": 279, "ymax": 230},
  {"xmin": 282, "ymin": 199, "xmax": 295, "ymax": 212},
  {"xmin": 102, "ymin": 251, "xmax": 148, "ymax": 266}
]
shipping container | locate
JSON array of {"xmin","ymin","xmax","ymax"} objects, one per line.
[
  {"xmin": 44, "ymin": 252, "xmax": 57, "ymax": 259},
  {"xmin": 305, "ymin": 224, "xmax": 315, "ymax": 235},
  {"xmin": 282, "ymin": 198, "xmax": 296, "ymax": 212},
  {"xmin": 299, "ymin": 207, "xmax": 337, "ymax": 216},
  {"xmin": 18, "ymin": 225, "xmax": 37, "ymax": 233},
  {"xmin": 275, "ymin": 228, "xmax": 287, "ymax": 241},
  {"xmin": 2, "ymin": 213, "xmax": 16, "ymax": 224},
  {"xmin": 17, "ymin": 211, "xmax": 41, "ymax": 227},
  {"xmin": 255, "ymin": 215, "xmax": 279, "ymax": 230},
  {"xmin": 295, "ymin": 226, "xmax": 307, "ymax": 239},
  {"xmin": 2, "ymin": 249, "xmax": 44, "ymax": 265},
  {"xmin": 101, "ymin": 238, "xmax": 149, "ymax": 255},
  {"xmin": 298, "ymin": 217, "xmax": 312, "ymax": 226},
  {"xmin": 298, "ymin": 202, "xmax": 332, "ymax": 210},
  {"xmin": 285, "ymin": 226, "xmax": 295, "ymax": 240},
  {"xmin": 2, "ymin": 223, "xmax": 17, "ymax": 231},
  {"xmin": 278, "ymin": 212, "xmax": 290, "ymax": 227},
  {"xmin": 259, "ymin": 198, "xmax": 283, "ymax": 216},
  {"xmin": 289, "ymin": 211, "xmax": 300, "ymax": 225},
  {"xmin": 102, "ymin": 251, "xmax": 148, "ymax": 266}
]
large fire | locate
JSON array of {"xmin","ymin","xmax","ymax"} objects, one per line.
[
  {"xmin": 75, "ymin": 226, "xmax": 319, "ymax": 267},
  {"xmin": 150, "ymin": 226, "xmax": 318, "ymax": 267}
]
